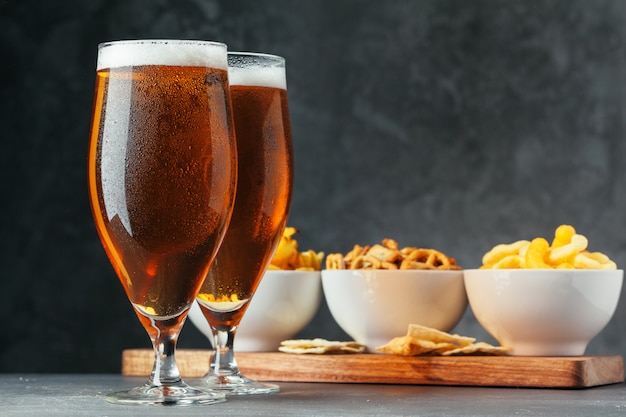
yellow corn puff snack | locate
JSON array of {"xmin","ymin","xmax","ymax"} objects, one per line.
[{"xmin": 479, "ymin": 224, "xmax": 617, "ymax": 270}]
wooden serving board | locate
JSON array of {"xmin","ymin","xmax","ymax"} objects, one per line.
[{"xmin": 122, "ymin": 349, "xmax": 624, "ymax": 389}]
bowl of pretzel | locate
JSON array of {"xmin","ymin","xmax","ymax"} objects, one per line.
[
  {"xmin": 465, "ymin": 224, "xmax": 623, "ymax": 356},
  {"xmin": 322, "ymin": 239, "xmax": 467, "ymax": 353}
]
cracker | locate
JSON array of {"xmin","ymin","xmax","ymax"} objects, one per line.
[{"xmin": 279, "ymin": 338, "xmax": 365, "ymax": 354}]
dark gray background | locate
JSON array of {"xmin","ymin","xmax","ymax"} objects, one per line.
[{"xmin": 1, "ymin": 0, "xmax": 624, "ymax": 373}]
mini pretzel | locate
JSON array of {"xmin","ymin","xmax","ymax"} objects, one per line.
[
  {"xmin": 382, "ymin": 238, "xmax": 399, "ymax": 250},
  {"xmin": 381, "ymin": 261, "xmax": 399, "ymax": 270},
  {"xmin": 404, "ymin": 248, "xmax": 451, "ymax": 270},
  {"xmin": 325, "ymin": 239, "xmax": 461, "ymax": 270},
  {"xmin": 344, "ymin": 244, "xmax": 369, "ymax": 266},
  {"xmin": 400, "ymin": 259, "xmax": 436, "ymax": 270},
  {"xmin": 350, "ymin": 255, "xmax": 382, "ymax": 269},
  {"xmin": 325, "ymin": 253, "xmax": 345, "ymax": 270}
]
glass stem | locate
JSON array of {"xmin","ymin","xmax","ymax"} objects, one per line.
[
  {"xmin": 210, "ymin": 325, "xmax": 240, "ymax": 376},
  {"xmin": 148, "ymin": 322, "xmax": 183, "ymax": 387}
]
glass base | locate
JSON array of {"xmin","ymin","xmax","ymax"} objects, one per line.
[
  {"xmin": 105, "ymin": 382, "xmax": 226, "ymax": 406},
  {"xmin": 195, "ymin": 374, "xmax": 280, "ymax": 396}
]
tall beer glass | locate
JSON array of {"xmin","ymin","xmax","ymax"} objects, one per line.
[
  {"xmin": 87, "ymin": 40, "xmax": 237, "ymax": 405},
  {"xmin": 194, "ymin": 52, "xmax": 294, "ymax": 395}
]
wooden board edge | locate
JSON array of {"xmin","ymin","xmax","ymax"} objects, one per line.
[
  {"xmin": 235, "ymin": 352, "xmax": 625, "ymax": 388},
  {"xmin": 121, "ymin": 349, "xmax": 624, "ymax": 389},
  {"xmin": 577, "ymin": 354, "xmax": 624, "ymax": 388}
]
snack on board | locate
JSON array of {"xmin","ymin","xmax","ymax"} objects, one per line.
[
  {"xmin": 269, "ymin": 227, "xmax": 325, "ymax": 271},
  {"xmin": 480, "ymin": 224, "xmax": 617, "ymax": 270},
  {"xmin": 279, "ymin": 338, "xmax": 365, "ymax": 354},
  {"xmin": 325, "ymin": 239, "xmax": 461, "ymax": 270},
  {"xmin": 376, "ymin": 324, "xmax": 510, "ymax": 356}
]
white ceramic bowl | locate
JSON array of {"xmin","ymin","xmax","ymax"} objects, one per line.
[
  {"xmin": 321, "ymin": 269, "xmax": 467, "ymax": 352},
  {"xmin": 464, "ymin": 269, "xmax": 623, "ymax": 356},
  {"xmin": 188, "ymin": 270, "xmax": 322, "ymax": 351}
]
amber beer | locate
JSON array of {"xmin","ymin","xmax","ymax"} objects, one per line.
[
  {"xmin": 88, "ymin": 42, "xmax": 237, "ymax": 336},
  {"xmin": 197, "ymin": 55, "xmax": 294, "ymax": 327}
]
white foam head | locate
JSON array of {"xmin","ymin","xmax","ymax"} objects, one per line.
[
  {"xmin": 227, "ymin": 52, "xmax": 287, "ymax": 90},
  {"xmin": 97, "ymin": 40, "xmax": 228, "ymax": 71}
]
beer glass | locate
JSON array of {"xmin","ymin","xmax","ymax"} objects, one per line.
[
  {"xmin": 193, "ymin": 52, "xmax": 294, "ymax": 395},
  {"xmin": 87, "ymin": 40, "xmax": 237, "ymax": 405}
]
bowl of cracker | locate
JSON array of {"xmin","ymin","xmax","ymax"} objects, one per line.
[
  {"xmin": 321, "ymin": 239, "xmax": 467, "ymax": 353},
  {"xmin": 465, "ymin": 224, "xmax": 623, "ymax": 356},
  {"xmin": 188, "ymin": 227, "xmax": 324, "ymax": 352}
]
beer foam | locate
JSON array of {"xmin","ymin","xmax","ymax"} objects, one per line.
[
  {"xmin": 228, "ymin": 66, "xmax": 287, "ymax": 90},
  {"xmin": 97, "ymin": 40, "xmax": 228, "ymax": 71}
]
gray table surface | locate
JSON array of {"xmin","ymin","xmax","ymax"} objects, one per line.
[{"xmin": 1, "ymin": 374, "xmax": 626, "ymax": 416}]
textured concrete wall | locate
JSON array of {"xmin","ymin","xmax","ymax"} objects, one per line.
[{"xmin": 1, "ymin": 0, "xmax": 624, "ymax": 372}]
